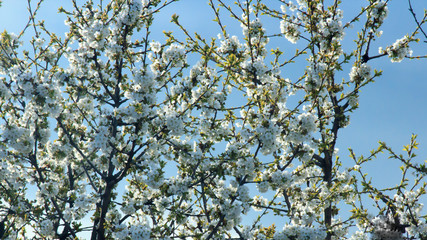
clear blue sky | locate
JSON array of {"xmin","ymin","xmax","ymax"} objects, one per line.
[{"xmin": 0, "ymin": 0, "xmax": 426, "ymax": 231}]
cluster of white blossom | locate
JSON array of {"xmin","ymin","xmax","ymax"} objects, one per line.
[
  {"xmin": 162, "ymin": 43, "xmax": 186, "ymax": 67},
  {"xmin": 241, "ymin": 17, "xmax": 268, "ymax": 47},
  {"xmin": 379, "ymin": 36, "xmax": 413, "ymax": 62},
  {"xmin": 218, "ymin": 35, "xmax": 243, "ymax": 54},
  {"xmin": 76, "ymin": 12, "xmax": 109, "ymax": 51},
  {"xmin": 0, "ymin": 78, "xmax": 10, "ymax": 99},
  {"xmin": 158, "ymin": 104, "xmax": 184, "ymax": 136},
  {"xmin": 330, "ymin": 218, "xmax": 349, "ymax": 239},
  {"xmin": 90, "ymin": 125, "xmax": 110, "ymax": 153},
  {"xmin": 68, "ymin": 191, "xmax": 97, "ymax": 220},
  {"xmin": 116, "ymin": 0, "xmax": 147, "ymax": 27},
  {"xmin": 112, "ymin": 214, "xmax": 152, "ymax": 240},
  {"xmin": 317, "ymin": 10, "xmax": 345, "ymax": 51},
  {"xmin": 285, "ymin": 110, "xmax": 318, "ymax": 148},
  {"xmin": 393, "ymin": 189, "xmax": 427, "ymax": 237},
  {"xmin": 279, "ymin": 1, "xmax": 325, "ymax": 45},
  {"xmin": 104, "ymin": 28, "xmax": 126, "ymax": 60},
  {"xmin": 349, "ymin": 231, "xmax": 370, "ymax": 240},
  {"xmin": 149, "ymin": 41, "xmax": 162, "ymax": 53},
  {"xmin": 274, "ymin": 223, "xmax": 327, "ymax": 240},
  {"xmin": 257, "ymin": 122, "xmax": 282, "ymax": 155},
  {"xmin": 251, "ymin": 195, "xmax": 268, "ymax": 211},
  {"xmin": 241, "ymin": 57, "xmax": 269, "ymax": 86},
  {"xmin": 226, "ymin": 144, "xmax": 256, "ymax": 179},
  {"xmin": 367, "ymin": 1, "xmax": 388, "ymax": 26},
  {"xmin": 165, "ymin": 176, "xmax": 190, "ymax": 195},
  {"xmin": 123, "ymin": 68, "xmax": 157, "ymax": 119},
  {"xmin": 349, "ymin": 63, "xmax": 372, "ymax": 83},
  {"xmin": 370, "ymin": 215, "xmax": 404, "ymax": 240},
  {"xmin": 38, "ymin": 219, "xmax": 55, "ymax": 238},
  {"xmin": 1, "ymin": 125, "xmax": 34, "ymax": 154},
  {"xmin": 280, "ymin": 18, "xmax": 300, "ymax": 44},
  {"xmin": 319, "ymin": 11, "xmax": 344, "ymax": 38},
  {"xmin": 297, "ymin": 112, "xmax": 318, "ymax": 133},
  {"xmin": 305, "ymin": 61, "xmax": 327, "ymax": 92},
  {"xmin": 347, "ymin": 94, "xmax": 359, "ymax": 109},
  {"xmin": 0, "ymin": 32, "xmax": 21, "ymax": 56}
]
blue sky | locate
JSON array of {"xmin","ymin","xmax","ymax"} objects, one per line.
[{"xmin": 0, "ymin": 0, "xmax": 426, "ymax": 233}]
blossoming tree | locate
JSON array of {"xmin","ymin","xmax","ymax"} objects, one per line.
[{"xmin": 0, "ymin": 0, "xmax": 426, "ymax": 239}]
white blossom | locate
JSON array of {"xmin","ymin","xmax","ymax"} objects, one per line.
[{"xmin": 280, "ymin": 19, "xmax": 300, "ymax": 44}]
